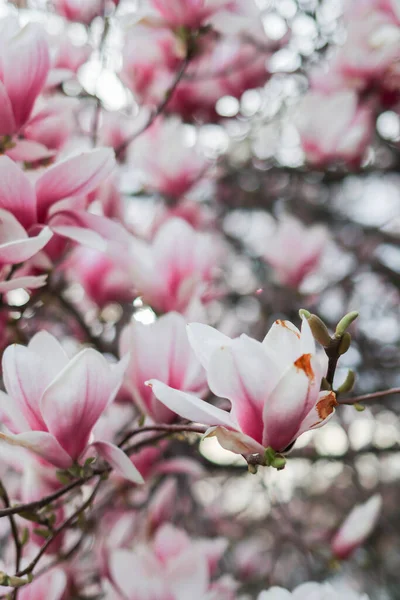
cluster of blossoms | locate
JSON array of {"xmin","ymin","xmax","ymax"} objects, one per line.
[{"xmin": 0, "ymin": 0, "xmax": 391, "ymax": 597}]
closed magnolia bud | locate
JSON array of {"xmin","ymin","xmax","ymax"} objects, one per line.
[
  {"xmin": 308, "ymin": 314, "xmax": 331, "ymax": 347},
  {"xmin": 338, "ymin": 332, "xmax": 352, "ymax": 355},
  {"xmin": 337, "ymin": 369, "xmax": 356, "ymax": 394},
  {"xmin": 335, "ymin": 311, "xmax": 359, "ymax": 337}
]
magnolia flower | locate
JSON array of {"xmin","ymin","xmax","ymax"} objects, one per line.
[
  {"xmin": 258, "ymin": 582, "xmax": 370, "ymax": 600},
  {"xmin": 144, "ymin": 0, "xmax": 240, "ymax": 30},
  {"xmin": 295, "ymin": 91, "xmax": 373, "ymax": 166},
  {"xmin": 53, "ymin": 0, "xmax": 118, "ymax": 25},
  {"xmin": 130, "ymin": 218, "xmax": 223, "ymax": 314},
  {"xmin": 263, "ymin": 216, "xmax": 328, "ymax": 288},
  {"xmin": 331, "ymin": 494, "xmax": 382, "ymax": 559},
  {"xmin": 130, "ymin": 118, "xmax": 208, "ymax": 199},
  {"xmin": 104, "ymin": 523, "xmax": 228, "ymax": 600},
  {"xmin": 147, "ymin": 318, "xmax": 337, "ymax": 459},
  {"xmin": 0, "ymin": 149, "xmax": 115, "ymax": 250},
  {"xmin": 17, "ymin": 568, "xmax": 67, "ymax": 600},
  {"xmin": 0, "ymin": 331, "xmax": 143, "ymax": 483},
  {"xmin": 0, "ymin": 18, "xmax": 50, "ymax": 138},
  {"xmin": 120, "ymin": 312, "xmax": 208, "ymax": 423}
]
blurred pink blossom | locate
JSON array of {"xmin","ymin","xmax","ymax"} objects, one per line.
[
  {"xmin": 262, "ymin": 216, "xmax": 328, "ymax": 288},
  {"xmin": 331, "ymin": 494, "xmax": 382, "ymax": 559},
  {"xmin": 120, "ymin": 312, "xmax": 208, "ymax": 423}
]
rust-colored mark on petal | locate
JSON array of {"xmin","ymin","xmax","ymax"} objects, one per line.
[
  {"xmin": 275, "ymin": 319, "xmax": 300, "ymax": 338},
  {"xmin": 316, "ymin": 391, "xmax": 338, "ymax": 421},
  {"xmin": 294, "ymin": 353, "xmax": 314, "ymax": 380}
]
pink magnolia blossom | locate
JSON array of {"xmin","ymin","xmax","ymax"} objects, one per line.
[
  {"xmin": 130, "ymin": 218, "xmax": 223, "ymax": 314},
  {"xmin": 258, "ymin": 583, "xmax": 370, "ymax": 600},
  {"xmin": 0, "ymin": 18, "xmax": 50, "ymax": 138},
  {"xmin": 120, "ymin": 312, "xmax": 208, "ymax": 423},
  {"xmin": 105, "ymin": 523, "xmax": 228, "ymax": 600},
  {"xmin": 0, "ymin": 331, "xmax": 143, "ymax": 483},
  {"xmin": 144, "ymin": 0, "xmax": 239, "ymax": 30},
  {"xmin": 295, "ymin": 91, "xmax": 373, "ymax": 166},
  {"xmin": 130, "ymin": 118, "xmax": 208, "ymax": 199},
  {"xmin": 64, "ymin": 246, "xmax": 135, "ymax": 307},
  {"xmin": 18, "ymin": 568, "xmax": 67, "ymax": 600},
  {"xmin": 262, "ymin": 216, "xmax": 328, "ymax": 288},
  {"xmin": 52, "ymin": 0, "xmax": 118, "ymax": 25},
  {"xmin": 331, "ymin": 494, "xmax": 382, "ymax": 559},
  {"xmin": 0, "ymin": 148, "xmax": 115, "ymax": 250},
  {"xmin": 147, "ymin": 318, "xmax": 337, "ymax": 458}
]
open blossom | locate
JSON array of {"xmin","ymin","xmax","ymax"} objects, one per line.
[
  {"xmin": 0, "ymin": 148, "xmax": 114, "ymax": 250},
  {"xmin": 0, "ymin": 331, "xmax": 143, "ymax": 483},
  {"xmin": 295, "ymin": 91, "xmax": 373, "ymax": 166},
  {"xmin": 331, "ymin": 494, "xmax": 382, "ymax": 559},
  {"xmin": 104, "ymin": 523, "xmax": 229, "ymax": 600},
  {"xmin": 0, "ymin": 17, "xmax": 50, "ymax": 139},
  {"xmin": 263, "ymin": 216, "xmax": 328, "ymax": 288},
  {"xmin": 130, "ymin": 218, "xmax": 223, "ymax": 314},
  {"xmin": 258, "ymin": 582, "xmax": 370, "ymax": 600},
  {"xmin": 130, "ymin": 118, "xmax": 208, "ymax": 199},
  {"xmin": 147, "ymin": 318, "xmax": 337, "ymax": 458},
  {"xmin": 53, "ymin": 0, "xmax": 119, "ymax": 25},
  {"xmin": 143, "ymin": 0, "xmax": 243, "ymax": 30},
  {"xmin": 120, "ymin": 312, "xmax": 208, "ymax": 423}
]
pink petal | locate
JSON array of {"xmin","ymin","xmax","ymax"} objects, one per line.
[
  {"xmin": 6, "ymin": 139, "xmax": 55, "ymax": 162},
  {"xmin": 2, "ymin": 344, "xmax": 55, "ymax": 431},
  {"xmin": 0, "ymin": 274, "xmax": 48, "ymax": 292},
  {"xmin": 36, "ymin": 148, "xmax": 115, "ymax": 221},
  {"xmin": 331, "ymin": 494, "xmax": 382, "ymax": 559},
  {"xmin": 0, "ymin": 390, "xmax": 30, "ymax": 433},
  {"xmin": 0, "ymin": 156, "xmax": 37, "ymax": 228},
  {"xmin": 0, "ymin": 431, "xmax": 72, "ymax": 468},
  {"xmin": 91, "ymin": 441, "xmax": 144, "ymax": 484},
  {"xmin": 0, "ymin": 216, "xmax": 52, "ymax": 264},
  {"xmin": 109, "ymin": 549, "xmax": 167, "ymax": 599},
  {"xmin": 262, "ymin": 320, "xmax": 302, "ymax": 372},
  {"xmin": 28, "ymin": 330, "xmax": 69, "ymax": 374},
  {"xmin": 207, "ymin": 426, "xmax": 265, "ymax": 456},
  {"xmin": 262, "ymin": 362, "xmax": 311, "ymax": 452},
  {"xmin": 40, "ymin": 351, "xmax": 128, "ymax": 460},
  {"xmin": 19, "ymin": 569, "xmax": 67, "ymax": 600},
  {"xmin": 186, "ymin": 322, "xmax": 232, "ymax": 370},
  {"xmin": 168, "ymin": 550, "xmax": 209, "ymax": 600},
  {"xmin": 0, "ymin": 80, "xmax": 16, "ymax": 135},
  {"xmin": 3, "ymin": 23, "xmax": 50, "ymax": 130},
  {"xmin": 49, "ymin": 224, "xmax": 107, "ymax": 252},
  {"xmin": 146, "ymin": 379, "xmax": 236, "ymax": 428}
]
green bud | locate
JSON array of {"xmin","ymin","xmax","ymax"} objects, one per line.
[
  {"xmin": 336, "ymin": 370, "xmax": 356, "ymax": 394},
  {"xmin": 308, "ymin": 314, "xmax": 331, "ymax": 347},
  {"xmin": 271, "ymin": 456, "xmax": 286, "ymax": 470},
  {"xmin": 354, "ymin": 403, "xmax": 365, "ymax": 412},
  {"xmin": 338, "ymin": 332, "xmax": 352, "ymax": 355},
  {"xmin": 299, "ymin": 309, "xmax": 311, "ymax": 319},
  {"xmin": 20, "ymin": 528, "xmax": 30, "ymax": 546},
  {"xmin": 321, "ymin": 377, "xmax": 332, "ymax": 391},
  {"xmin": 264, "ymin": 446, "xmax": 276, "ymax": 467},
  {"xmin": 335, "ymin": 311, "xmax": 359, "ymax": 337},
  {"xmin": 56, "ymin": 471, "xmax": 71, "ymax": 485},
  {"xmin": 248, "ymin": 463, "xmax": 258, "ymax": 474},
  {"xmin": 33, "ymin": 528, "xmax": 51, "ymax": 539}
]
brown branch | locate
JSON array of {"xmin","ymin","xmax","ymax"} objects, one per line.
[
  {"xmin": 115, "ymin": 47, "xmax": 194, "ymax": 159},
  {"xmin": 15, "ymin": 479, "xmax": 103, "ymax": 578},
  {"xmin": 0, "ymin": 482, "xmax": 22, "ymax": 600},
  {"xmin": 338, "ymin": 387, "xmax": 400, "ymax": 405},
  {"xmin": 118, "ymin": 423, "xmax": 207, "ymax": 448}
]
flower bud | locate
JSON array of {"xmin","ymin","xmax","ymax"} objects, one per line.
[
  {"xmin": 335, "ymin": 311, "xmax": 359, "ymax": 337},
  {"xmin": 354, "ymin": 403, "xmax": 365, "ymax": 412},
  {"xmin": 299, "ymin": 308, "xmax": 311, "ymax": 319},
  {"xmin": 307, "ymin": 314, "xmax": 331, "ymax": 347},
  {"xmin": 338, "ymin": 332, "xmax": 352, "ymax": 355},
  {"xmin": 336, "ymin": 369, "xmax": 356, "ymax": 394}
]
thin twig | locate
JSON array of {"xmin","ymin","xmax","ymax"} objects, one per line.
[
  {"xmin": 118, "ymin": 423, "xmax": 207, "ymax": 448},
  {"xmin": 338, "ymin": 387, "xmax": 400, "ymax": 405},
  {"xmin": 0, "ymin": 482, "xmax": 22, "ymax": 600},
  {"xmin": 16, "ymin": 478, "xmax": 103, "ymax": 578},
  {"xmin": 115, "ymin": 48, "xmax": 194, "ymax": 159}
]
